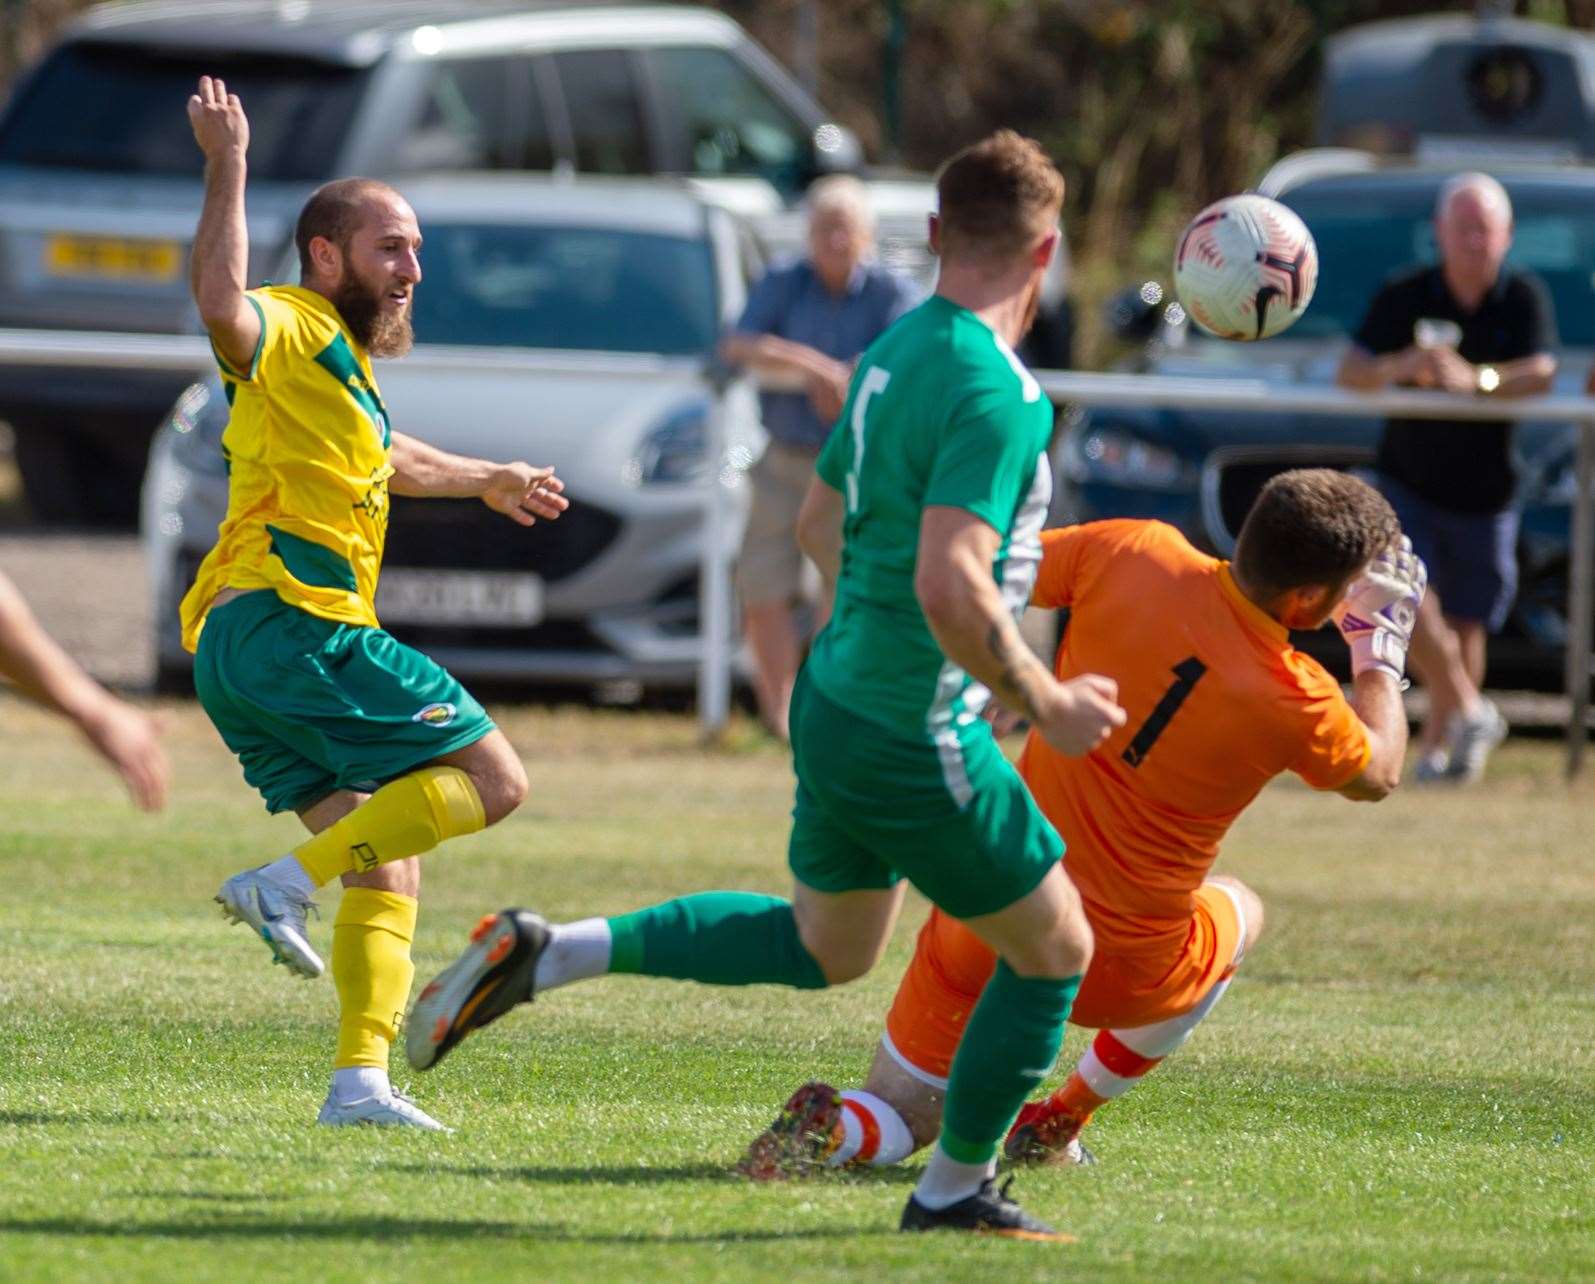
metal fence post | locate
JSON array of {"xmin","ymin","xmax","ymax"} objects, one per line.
[
  {"xmin": 1564, "ymin": 417, "xmax": 1595, "ymax": 780},
  {"xmin": 697, "ymin": 381, "xmax": 733, "ymax": 740}
]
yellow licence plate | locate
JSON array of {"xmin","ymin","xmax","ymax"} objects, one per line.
[{"xmin": 44, "ymin": 235, "xmax": 182, "ymax": 282}]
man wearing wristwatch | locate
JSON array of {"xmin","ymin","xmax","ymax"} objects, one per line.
[{"xmin": 1337, "ymin": 171, "xmax": 1558, "ymax": 784}]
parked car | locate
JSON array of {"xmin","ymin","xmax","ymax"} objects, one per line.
[
  {"xmin": 142, "ymin": 175, "xmax": 760, "ymax": 691},
  {"xmin": 0, "ymin": 0, "xmax": 1071, "ymax": 526},
  {"xmin": 1060, "ymin": 151, "xmax": 1595, "ymax": 685}
]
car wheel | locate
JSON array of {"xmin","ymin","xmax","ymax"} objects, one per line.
[
  {"xmin": 12, "ymin": 416, "xmax": 149, "ymax": 529},
  {"xmin": 11, "ymin": 418, "xmax": 91, "ymax": 526},
  {"xmin": 152, "ymin": 656, "xmax": 195, "ymax": 697}
]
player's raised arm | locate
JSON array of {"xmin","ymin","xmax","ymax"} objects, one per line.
[
  {"xmin": 1332, "ymin": 537, "xmax": 1426, "ymax": 801},
  {"xmin": 916, "ymin": 505, "xmax": 1125, "ymax": 755},
  {"xmin": 187, "ymin": 76, "xmax": 260, "ymax": 375},
  {"xmin": 1339, "ymin": 672, "xmax": 1407, "ymax": 801}
]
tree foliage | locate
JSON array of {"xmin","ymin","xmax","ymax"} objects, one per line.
[
  {"xmin": 728, "ymin": 1, "xmax": 1595, "ymax": 360},
  {"xmin": 8, "ymin": 1, "xmax": 1595, "ymax": 361}
]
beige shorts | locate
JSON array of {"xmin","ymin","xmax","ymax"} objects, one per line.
[{"xmin": 736, "ymin": 441, "xmax": 821, "ymax": 607}]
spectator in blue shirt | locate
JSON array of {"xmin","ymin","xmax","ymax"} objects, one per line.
[{"xmin": 721, "ymin": 176, "xmax": 920, "ymax": 738}]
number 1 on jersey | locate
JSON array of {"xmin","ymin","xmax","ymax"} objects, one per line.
[
  {"xmin": 1122, "ymin": 656, "xmax": 1207, "ymax": 767},
  {"xmin": 846, "ymin": 366, "xmax": 891, "ymax": 514}
]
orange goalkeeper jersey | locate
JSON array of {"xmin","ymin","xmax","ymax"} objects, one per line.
[{"xmin": 1022, "ymin": 520, "xmax": 1371, "ymax": 956}]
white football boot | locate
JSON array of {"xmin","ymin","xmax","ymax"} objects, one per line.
[
  {"xmin": 1445, "ymin": 698, "xmax": 1508, "ymax": 784},
  {"xmin": 1411, "ymin": 745, "xmax": 1453, "ymax": 785},
  {"xmin": 215, "ymin": 867, "xmax": 324, "ymax": 978},
  {"xmin": 317, "ymin": 1088, "xmax": 452, "ymax": 1132}
]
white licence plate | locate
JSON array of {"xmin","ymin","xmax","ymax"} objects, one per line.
[{"xmin": 376, "ymin": 570, "xmax": 543, "ymax": 626}]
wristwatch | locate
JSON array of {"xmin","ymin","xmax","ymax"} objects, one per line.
[{"xmin": 1476, "ymin": 364, "xmax": 1501, "ymax": 394}]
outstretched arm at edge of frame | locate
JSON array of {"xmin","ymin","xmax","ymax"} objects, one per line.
[{"xmin": 0, "ymin": 572, "xmax": 168, "ymax": 810}]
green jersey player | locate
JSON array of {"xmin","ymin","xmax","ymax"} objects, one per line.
[{"xmin": 406, "ymin": 131, "xmax": 1125, "ymax": 1239}]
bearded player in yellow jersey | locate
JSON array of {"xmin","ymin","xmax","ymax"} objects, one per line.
[{"xmin": 184, "ymin": 77, "xmax": 568, "ymax": 1130}]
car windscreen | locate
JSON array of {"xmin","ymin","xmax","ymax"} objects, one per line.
[
  {"xmin": 410, "ymin": 222, "xmax": 720, "ymax": 356},
  {"xmin": 1264, "ymin": 184, "xmax": 1595, "ymax": 347},
  {"xmin": 0, "ymin": 42, "xmax": 365, "ymax": 182}
]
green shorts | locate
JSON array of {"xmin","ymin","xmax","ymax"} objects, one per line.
[
  {"xmin": 193, "ymin": 591, "xmax": 495, "ymax": 814},
  {"xmin": 787, "ymin": 668, "xmax": 1062, "ymax": 920}
]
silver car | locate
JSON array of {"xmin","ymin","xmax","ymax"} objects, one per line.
[
  {"xmin": 142, "ymin": 175, "xmax": 760, "ymax": 691},
  {"xmin": 0, "ymin": 0, "xmax": 904, "ymax": 525}
]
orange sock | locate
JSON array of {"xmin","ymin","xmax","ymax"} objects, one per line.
[{"xmin": 1047, "ymin": 1069, "xmax": 1111, "ymax": 1128}]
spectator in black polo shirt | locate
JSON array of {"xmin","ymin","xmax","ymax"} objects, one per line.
[{"xmin": 1336, "ymin": 172, "xmax": 1558, "ymax": 784}]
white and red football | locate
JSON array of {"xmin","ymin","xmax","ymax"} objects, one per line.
[{"xmin": 1173, "ymin": 194, "xmax": 1318, "ymax": 341}]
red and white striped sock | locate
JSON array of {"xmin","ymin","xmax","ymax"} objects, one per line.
[
  {"xmin": 1050, "ymin": 971, "xmax": 1237, "ymax": 1121},
  {"xmin": 828, "ymin": 1089, "xmax": 915, "ymax": 1167},
  {"xmin": 1076, "ymin": 1028, "xmax": 1167, "ymax": 1100}
]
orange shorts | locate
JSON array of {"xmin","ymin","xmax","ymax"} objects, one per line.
[{"xmin": 882, "ymin": 884, "xmax": 1245, "ymax": 1085}]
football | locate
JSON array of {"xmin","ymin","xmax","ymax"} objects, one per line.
[{"xmin": 1172, "ymin": 194, "xmax": 1318, "ymax": 341}]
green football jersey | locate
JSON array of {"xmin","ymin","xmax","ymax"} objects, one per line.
[{"xmin": 809, "ymin": 294, "xmax": 1053, "ymax": 745}]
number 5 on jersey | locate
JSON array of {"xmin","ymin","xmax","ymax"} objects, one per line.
[{"xmin": 846, "ymin": 366, "xmax": 892, "ymax": 514}]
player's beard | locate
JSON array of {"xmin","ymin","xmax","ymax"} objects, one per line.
[{"xmin": 332, "ymin": 270, "xmax": 414, "ymax": 359}]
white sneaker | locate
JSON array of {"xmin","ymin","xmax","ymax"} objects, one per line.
[
  {"xmin": 1445, "ymin": 699, "xmax": 1508, "ymax": 784},
  {"xmin": 317, "ymin": 1089, "xmax": 452, "ymax": 1132},
  {"xmin": 1411, "ymin": 746, "xmax": 1453, "ymax": 785},
  {"xmin": 215, "ymin": 867, "xmax": 324, "ymax": 978}
]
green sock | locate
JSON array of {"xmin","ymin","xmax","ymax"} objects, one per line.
[
  {"xmin": 938, "ymin": 961, "xmax": 1082, "ymax": 1164},
  {"xmin": 606, "ymin": 892, "xmax": 828, "ymax": 990}
]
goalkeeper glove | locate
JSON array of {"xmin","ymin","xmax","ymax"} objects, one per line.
[{"xmin": 1332, "ymin": 535, "xmax": 1428, "ymax": 683}]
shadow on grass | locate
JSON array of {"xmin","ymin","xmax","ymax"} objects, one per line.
[
  {"xmin": 383, "ymin": 1161, "xmax": 920, "ymax": 1187},
  {"xmin": 120, "ymin": 1191, "xmax": 290, "ymax": 1205},
  {"xmin": 0, "ymin": 1110, "xmax": 163, "ymax": 1127},
  {"xmin": 385, "ymin": 1160, "xmax": 734, "ymax": 1186},
  {"xmin": 0, "ymin": 1216, "xmax": 889, "ymax": 1245}
]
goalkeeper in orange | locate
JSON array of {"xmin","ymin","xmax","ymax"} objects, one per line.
[{"xmin": 740, "ymin": 469, "xmax": 1424, "ymax": 1176}]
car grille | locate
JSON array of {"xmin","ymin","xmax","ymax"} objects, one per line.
[
  {"xmin": 383, "ymin": 495, "xmax": 621, "ymax": 582},
  {"xmin": 1201, "ymin": 446, "xmax": 1375, "ymax": 554}
]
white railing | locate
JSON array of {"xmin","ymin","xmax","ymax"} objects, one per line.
[{"xmin": 2, "ymin": 328, "xmax": 1592, "ymax": 776}]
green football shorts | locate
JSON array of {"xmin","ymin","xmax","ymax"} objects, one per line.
[
  {"xmin": 193, "ymin": 590, "xmax": 495, "ymax": 814},
  {"xmin": 786, "ymin": 668, "xmax": 1062, "ymax": 920}
]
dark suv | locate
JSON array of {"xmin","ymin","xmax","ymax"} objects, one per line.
[{"xmin": 0, "ymin": 1, "xmax": 963, "ymax": 524}]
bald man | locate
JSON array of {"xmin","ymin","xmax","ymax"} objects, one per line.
[
  {"xmin": 1337, "ymin": 172, "xmax": 1557, "ymax": 784},
  {"xmin": 720, "ymin": 177, "xmax": 920, "ymax": 739},
  {"xmin": 184, "ymin": 75, "xmax": 568, "ymax": 1129}
]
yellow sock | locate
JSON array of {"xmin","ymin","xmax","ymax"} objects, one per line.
[
  {"xmin": 294, "ymin": 766, "xmax": 486, "ymax": 888},
  {"xmin": 332, "ymin": 887, "xmax": 420, "ymax": 1070}
]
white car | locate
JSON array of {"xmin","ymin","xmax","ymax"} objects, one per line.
[{"xmin": 143, "ymin": 175, "xmax": 760, "ymax": 691}]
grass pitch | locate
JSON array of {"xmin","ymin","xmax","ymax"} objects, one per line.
[{"xmin": 1, "ymin": 699, "xmax": 1593, "ymax": 1282}]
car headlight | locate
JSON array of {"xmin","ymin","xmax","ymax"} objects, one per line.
[
  {"xmin": 166, "ymin": 381, "xmax": 230, "ymax": 478},
  {"xmin": 626, "ymin": 399, "xmax": 712, "ymax": 486},
  {"xmin": 1062, "ymin": 424, "xmax": 1189, "ymax": 491}
]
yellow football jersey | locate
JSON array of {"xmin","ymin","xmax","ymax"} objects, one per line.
[{"xmin": 180, "ymin": 285, "xmax": 394, "ymax": 652}]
